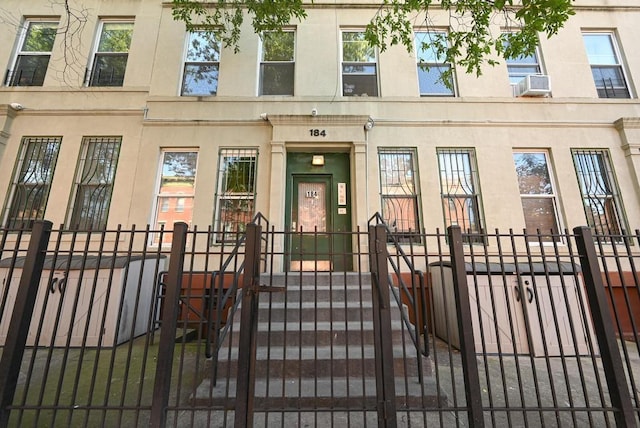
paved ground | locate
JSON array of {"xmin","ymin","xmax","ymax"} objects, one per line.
[{"xmin": 3, "ymin": 333, "xmax": 638, "ymax": 427}]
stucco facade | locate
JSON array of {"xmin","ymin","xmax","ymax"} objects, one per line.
[{"xmin": 0, "ymin": 0, "xmax": 639, "ymax": 255}]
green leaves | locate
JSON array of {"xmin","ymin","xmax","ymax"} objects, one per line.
[
  {"xmin": 171, "ymin": 0, "xmax": 306, "ymax": 53},
  {"xmin": 170, "ymin": 0, "xmax": 575, "ymax": 79}
]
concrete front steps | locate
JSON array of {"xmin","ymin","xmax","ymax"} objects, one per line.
[{"xmin": 192, "ymin": 272, "xmax": 442, "ymax": 413}]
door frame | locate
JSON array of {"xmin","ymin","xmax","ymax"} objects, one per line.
[{"xmin": 284, "ymin": 152, "xmax": 352, "ymax": 271}]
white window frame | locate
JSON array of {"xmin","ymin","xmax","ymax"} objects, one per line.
[
  {"xmin": 414, "ymin": 31, "xmax": 456, "ymax": 97},
  {"xmin": 67, "ymin": 137, "xmax": 121, "ymax": 230},
  {"xmin": 86, "ymin": 20, "xmax": 134, "ymax": 87},
  {"xmin": 582, "ymin": 31, "xmax": 632, "ymax": 99},
  {"xmin": 341, "ymin": 30, "xmax": 379, "ymax": 97},
  {"xmin": 151, "ymin": 150, "xmax": 199, "ymax": 245},
  {"xmin": 505, "ymin": 47, "xmax": 543, "ymax": 95},
  {"xmin": 180, "ymin": 30, "xmax": 221, "ymax": 96},
  {"xmin": 6, "ymin": 19, "xmax": 58, "ymax": 87},
  {"xmin": 259, "ymin": 30, "xmax": 295, "ymax": 96},
  {"xmin": 513, "ymin": 150, "xmax": 563, "ymax": 243}
]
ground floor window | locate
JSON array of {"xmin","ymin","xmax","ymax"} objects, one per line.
[
  {"xmin": 152, "ymin": 150, "xmax": 198, "ymax": 244},
  {"xmin": 378, "ymin": 148, "xmax": 421, "ymax": 243},
  {"xmin": 214, "ymin": 148, "xmax": 258, "ymax": 243},
  {"xmin": 437, "ymin": 148, "xmax": 485, "ymax": 242},
  {"xmin": 3, "ymin": 136, "xmax": 61, "ymax": 228},
  {"xmin": 513, "ymin": 150, "xmax": 562, "ymax": 242},
  {"xmin": 67, "ymin": 136, "xmax": 121, "ymax": 229},
  {"xmin": 572, "ymin": 149, "xmax": 628, "ymax": 241}
]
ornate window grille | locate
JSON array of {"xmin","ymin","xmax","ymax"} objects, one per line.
[
  {"xmin": 214, "ymin": 148, "xmax": 258, "ymax": 243},
  {"xmin": 68, "ymin": 137, "xmax": 121, "ymax": 229},
  {"xmin": 378, "ymin": 148, "xmax": 421, "ymax": 243},
  {"xmin": 3, "ymin": 137, "xmax": 61, "ymax": 228}
]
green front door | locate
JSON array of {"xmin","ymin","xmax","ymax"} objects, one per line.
[{"xmin": 285, "ymin": 153, "xmax": 352, "ymax": 271}]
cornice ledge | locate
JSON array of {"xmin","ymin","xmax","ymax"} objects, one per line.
[
  {"xmin": 0, "ymin": 105, "xmax": 18, "ymax": 119},
  {"xmin": 266, "ymin": 114, "xmax": 370, "ymax": 127},
  {"xmin": 614, "ymin": 117, "xmax": 640, "ymax": 130}
]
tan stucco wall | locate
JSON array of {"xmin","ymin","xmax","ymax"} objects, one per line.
[{"xmin": 0, "ymin": 0, "xmax": 639, "ymax": 237}]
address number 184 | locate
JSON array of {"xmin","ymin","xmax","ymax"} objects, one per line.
[{"xmin": 309, "ymin": 129, "xmax": 326, "ymax": 137}]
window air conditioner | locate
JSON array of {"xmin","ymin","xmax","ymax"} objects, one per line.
[{"xmin": 516, "ymin": 74, "xmax": 551, "ymax": 97}]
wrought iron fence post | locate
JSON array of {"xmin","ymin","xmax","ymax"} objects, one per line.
[
  {"xmin": 447, "ymin": 226, "xmax": 484, "ymax": 428},
  {"xmin": 573, "ymin": 226, "xmax": 636, "ymax": 427},
  {"xmin": 368, "ymin": 225, "xmax": 398, "ymax": 427},
  {"xmin": 150, "ymin": 222, "xmax": 188, "ymax": 428},
  {"xmin": 0, "ymin": 220, "xmax": 52, "ymax": 427},
  {"xmin": 235, "ymin": 223, "xmax": 262, "ymax": 428}
]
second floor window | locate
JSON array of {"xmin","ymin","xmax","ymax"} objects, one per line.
[
  {"xmin": 415, "ymin": 31, "xmax": 455, "ymax": 96},
  {"xmin": 88, "ymin": 21, "xmax": 133, "ymax": 87},
  {"xmin": 3, "ymin": 137, "xmax": 61, "ymax": 229},
  {"xmin": 260, "ymin": 31, "xmax": 295, "ymax": 96},
  {"xmin": 342, "ymin": 31, "xmax": 378, "ymax": 97},
  {"xmin": 6, "ymin": 21, "xmax": 57, "ymax": 86},
  {"xmin": 506, "ymin": 48, "xmax": 542, "ymax": 92},
  {"xmin": 182, "ymin": 31, "xmax": 220, "ymax": 96},
  {"xmin": 583, "ymin": 32, "xmax": 631, "ymax": 99}
]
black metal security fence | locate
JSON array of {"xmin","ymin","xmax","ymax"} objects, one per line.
[{"xmin": 0, "ymin": 218, "xmax": 638, "ymax": 427}]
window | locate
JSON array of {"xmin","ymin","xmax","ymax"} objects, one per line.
[
  {"xmin": 181, "ymin": 31, "xmax": 220, "ymax": 96},
  {"xmin": 214, "ymin": 149, "xmax": 258, "ymax": 242},
  {"xmin": 437, "ymin": 149, "xmax": 484, "ymax": 241},
  {"xmin": 415, "ymin": 31, "xmax": 455, "ymax": 96},
  {"xmin": 260, "ymin": 31, "xmax": 295, "ymax": 95},
  {"xmin": 378, "ymin": 148, "xmax": 421, "ymax": 243},
  {"xmin": 513, "ymin": 151, "xmax": 562, "ymax": 242},
  {"xmin": 342, "ymin": 31, "xmax": 378, "ymax": 97},
  {"xmin": 87, "ymin": 21, "xmax": 133, "ymax": 87},
  {"xmin": 572, "ymin": 149, "xmax": 628, "ymax": 239},
  {"xmin": 506, "ymin": 46, "xmax": 542, "ymax": 89},
  {"xmin": 583, "ymin": 32, "xmax": 631, "ymax": 98},
  {"xmin": 152, "ymin": 151, "xmax": 198, "ymax": 240},
  {"xmin": 67, "ymin": 137, "xmax": 120, "ymax": 229},
  {"xmin": 175, "ymin": 198, "xmax": 185, "ymax": 213},
  {"xmin": 6, "ymin": 21, "xmax": 57, "ymax": 86},
  {"xmin": 3, "ymin": 137, "xmax": 61, "ymax": 228}
]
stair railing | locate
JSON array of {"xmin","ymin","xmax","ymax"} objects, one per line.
[
  {"xmin": 368, "ymin": 213, "xmax": 430, "ymax": 375},
  {"xmin": 208, "ymin": 213, "xmax": 270, "ymax": 384}
]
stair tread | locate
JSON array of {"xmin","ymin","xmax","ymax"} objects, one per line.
[{"xmin": 216, "ymin": 344, "xmax": 425, "ymax": 360}]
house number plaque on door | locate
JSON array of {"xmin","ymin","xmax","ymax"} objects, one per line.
[{"xmin": 305, "ymin": 190, "xmax": 319, "ymax": 198}]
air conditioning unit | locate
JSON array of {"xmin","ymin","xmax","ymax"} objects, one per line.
[{"xmin": 516, "ymin": 74, "xmax": 551, "ymax": 97}]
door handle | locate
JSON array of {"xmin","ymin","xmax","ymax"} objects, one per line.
[
  {"xmin": 291, "ymin": 221, "xmax": 296, "ymax": 232},
  {"xmin": 524, "ymin": 279, "xmax": 534, "ymax": 303}
]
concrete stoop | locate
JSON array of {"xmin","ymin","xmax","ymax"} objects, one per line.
[{"xmin": 190, "ymin": 272, "xmax": 444, "ymax": 417}]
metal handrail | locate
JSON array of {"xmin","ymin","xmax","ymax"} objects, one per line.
[
  {"xmin": 368, "ymin": 213, "xmax": 429, "ymax": 358},
  {"xmin": 208, "ymin": 213, "xmax": 270, "ymax": 384}
]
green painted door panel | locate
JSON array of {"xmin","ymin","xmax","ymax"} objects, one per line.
[{"xmin": 285, "ymin": 153, "xmax": 352, "ymax": 271}]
